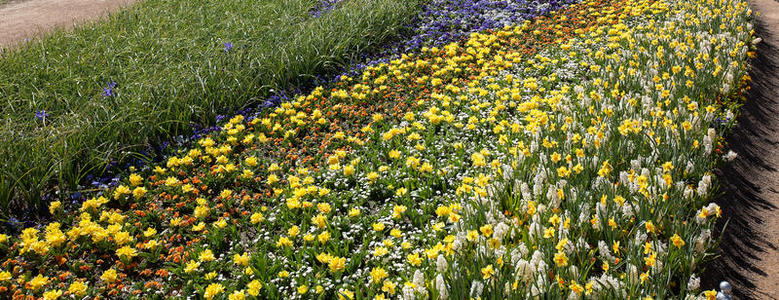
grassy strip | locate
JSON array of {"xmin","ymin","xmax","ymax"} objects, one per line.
[{"xmin": 0, "ymin": 0, "xmax": 419, "ymax": 215}]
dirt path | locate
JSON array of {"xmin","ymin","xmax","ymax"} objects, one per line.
[
  {"xmin": 0, "ymin": 0, "xmax": 135, "ymax": 48},
  {"xmin": 702, "ymin": 0, "xmax": 779, "ymax": 298}
]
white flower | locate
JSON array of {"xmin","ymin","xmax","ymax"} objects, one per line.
[
  {"xmin": 494, "ymin": 222, "xmax": 509, "ymax": 240},
  {"xmin": 436, "ymin": 255, "xmax": 448, "ymax": 273},
  {"xmin": 470, "ymin": 281, "xmax": 484, "ymax": 298},
  {"xmin": 515, "ymin": 259, "xmax": 534, "ymax": 282},
  {"xmin": 402, "ymin": 285, "xmax": 416, "ymax": 300},
  {"xmin": 413, "ymin": 269, "xmax": 425, "ymax": 287},
  {"xmin": 695, "ymin": 229, "xmax": 712, "ymax": 253},
  {"xmin": 697, "ymin": 175, "xmax": 712, "ymax": 197},
  {"xmin": 435, "ymin": 274, "xmax": 448, "ymax": 299},
  {"xmin": 687, "ymin": 273, "xmax": 700, "ymax": 291},
  {"xmin": 724, "ymin": 150, "xmax": 738, "ymax": 161}
]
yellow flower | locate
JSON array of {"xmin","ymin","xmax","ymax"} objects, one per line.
[
  {"xmin": 367, "ymin": 172, "xmax": 379, "ymax": 182},
  {"xmin": 317, "ymin": 203, "xmax": 332, "ymax": 214},
  {"xmin": 480, "ymin": 224, "xmax": 493, "ymax": 237},
  {"xmin": 116, "ymin": 246, "xmax": 137, "ymax": 260},
  {"xmin": 303, "ymin": 233, "xmax": 315, "ymax": 242},
  {"xmin": 467, "ymin": 230, "xmax": 479, "ymax": 241},
  {"xmin": 373, "ymin": 246, "xmax": 389, "ymax": 257},
  {"xmin": 435, "ymin": 205, "xmax": 451, "ymax": 217},
  {"xmin": 234, "ymin": 252, "xmax": 250, "ymax": 266},
  {"xmin": 471, "ymin": 152, "xmax": 486, "ymax": 167},
  {"xmin": 101, "ymin": 269, "xmax": 118, "ymax": 283},
  {"xmin": 343, "ymin": 165, "xmax": 355, "ymax": 176},
  {"xmin": 645, "ymin": 221, "xmax": 657, "ymax": 234},
  {"xmin": 205, "ymin": 271, "xmax": 217, "ymax": 281},
  {"xmin": 67, "ymin": 281, "xmax": 88, "ymax": 296},
  {"xmin": 597, "ymin": 161, "xmax": 612, "ymax": 177},
  {"xmin": 129, "ymin": 173, "xmax": 143, "ymax": 186},
  {"xmin": 229, "ymin": 290, "xmax": 246, "ymax": 300},
  {"xmin": 164, "ymin": 176, "xmax": 180, "ymax": 187},
  {"xmin": 220, "ymin": 189, "xmax": 233, "ymax": 199},
  {"xmin": 297, "ymin": 285, "xmax": 309, "ymax": 295},
  {"xmin": 184, "ymin": 260, "xmax": 200, "ymax": 273},
  {"xmin": 245, "ymin": 156, "xmax": 258, "ymax": 167},
  {"xmin": 247, "ymin": 280, "xmax": 263, "ymax": 296},
  {"xmin": 671, "ymin": 234, "xmax": 685, "ymax": 248},
  {"xmin": 200, "ymin": 249, "xmax": 215, "ymax": 262},
  {"xmin": 645, "ymin": 252, "xmax": 657, "ymax": 267},
  {"xmin": 288, "ymin": 225, "xmax": 300, "ymax": 237},
  {"xmin": 204, "ymin": 283, "xmax": 224, "ymax": 299},
  {"xmin": 144, "ymin": 239, "xmax": 159, "ymax": 249},
  {"xmin": 48, "ymin": 201, "xmax": 61, "ymax": 214},
  {"xmin": 316, "ymin": 252, "xmax": 331, "ymax": 264},
  {"xmin": 42, "ymin": 289, "xmax": 63, "ymax": 300},
  {"xmin": 318, "ymin": 231, "xmax": 331, "ymax": 244},
  {"xmin": 392, "ymin": 205, "xmax": 407, "ymax": 218},
  {"xmin": 277, "ymin": 236, "xmax": 293, "ymax": 248},
  {"xmin": 481, "ymin": 264, "xmax": 495, "ymax": 280},
  {"xmin": 133, "ymin": 187, "xmax": 147, "ymax": 199},
  {"xmin": 338, "ymin": 289, "xmax": 355, "ymax": 300},
  {"xmin": 407, "ymin": 253, "xmax": 422, "ymax": 266},
  {"xmin": 704, "ymin": 290, "xmax": 717, "ymax": 300},
  {"xmin": 0, "ymin": 271, "xmax": 11, "ymax": 281},
  {"xmin": 554, "ymin": 252, "xmax": 568, "ymax": 267},
  {"xmin": 250, "ymin": 212, "xmax": 264, "ymax": 224},
  {"xmin": 328, "ymin": 256, "xmax": 346, "ymax": 272},
  {"xmin": 372, "ymin": 222, "xmax": 386, "ymax": 232},
  {"xmin": 348, "ymin": 208, "xmax": 361, "ymax": 217},
  {"xmin": 370, "ymin": 267, "xmax": 388, "ymax": 284},
  {"xmin": 312, "ymin": 214, "xmax": 328, "ymax": 228},
  {"xmin": 113, "ymin": 185, "xmax": 131, "ymax": 200},
  {"xmin": 382, "ymin": 280, "xmax": 397, "ymax": 295},
  {"xmin": 570, "ymin": 281, "xmax": 584, "ymax": 295}
]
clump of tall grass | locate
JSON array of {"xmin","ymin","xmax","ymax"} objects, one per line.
[{"xmin": 0, "ymin": 0, "xmax": 419, "ymax": 218}]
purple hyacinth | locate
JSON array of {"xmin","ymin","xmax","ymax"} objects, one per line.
[
  {"xmin": 102, "ymin": 81, "xmax": 117, "ymax": 97},
  {"xmin": 34, "ymin": 110, "xmax": 48, "ymax": 122}
]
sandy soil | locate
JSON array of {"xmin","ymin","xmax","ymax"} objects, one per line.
[
  {"xmin": 0, "ymin": 0, "xmax": 135, "ymax": 48},
  {"xmin": 701, "ymin": 0, "xmax": 779, "ymax": 298}
]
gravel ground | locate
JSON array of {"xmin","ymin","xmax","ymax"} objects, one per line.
[
  {"xmin": 702, "ymin": 0, "xmax": 779, "ymax": 298},
  {"xmin": 0, "ymin": 0, "xmax": 134, "ymax": 48}
]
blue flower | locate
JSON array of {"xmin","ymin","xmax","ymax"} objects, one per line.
[
  {"xmin": 223, "ymin": 42, "xmax": 233, "ymax": 52},
  {"xmin": 102, "ymin": 81, "xmax": 117, "ymax": 97},
  {"xmin": 34, "ymin": 110, "xmax": 48, "ymax": 122}
]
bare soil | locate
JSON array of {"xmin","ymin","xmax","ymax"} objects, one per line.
[
  {"xmin": 0, "ymin": 0, "xmax": 135, "ymax": 48},
  {"xmin": 702, "ymin": 0, "xmax": 779, "ymax": 298}
]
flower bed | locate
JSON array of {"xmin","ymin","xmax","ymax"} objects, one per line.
[{"xmin": 0, "ymin": 0, "xmax": 755, "ymax": 298}]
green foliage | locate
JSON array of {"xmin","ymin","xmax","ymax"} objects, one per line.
[{"xmin": 0, "ymin": 0, "xmax": 419, "ymax": 215}]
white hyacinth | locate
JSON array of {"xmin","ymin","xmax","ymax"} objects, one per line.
[
  {"xmin": 435, "ymin": 274, "xmax": 448, "ymax": 299},
  {"xmin": 436, "ymin": 255, "xmax": 448, "ymax": 273},
  {"xmin": 687, "ymin": 273, "xmax": 701, "ymax": 291},
  {"xmin": 724, "ymin": 150, "xmax": 738, "ymax": 161}
]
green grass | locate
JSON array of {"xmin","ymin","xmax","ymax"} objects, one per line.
[{"xmin": 0, "ymin": 0, "xmax": 419, "ymax": 216}]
